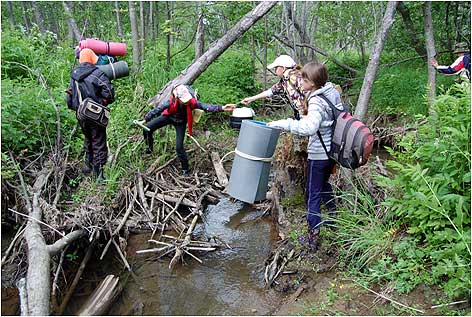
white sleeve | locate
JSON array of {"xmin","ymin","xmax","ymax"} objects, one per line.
[{"xmin": 269, "ymin": 99, "xmax": 323, "ymax": 136}]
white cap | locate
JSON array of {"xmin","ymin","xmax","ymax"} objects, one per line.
[
  {"xmin": 173, "ymin": 85, "xmax": 192, "ymax": 103},
  {"xmin": 267, "ymin": 55, "xmax": 296, "ymax": 69}
]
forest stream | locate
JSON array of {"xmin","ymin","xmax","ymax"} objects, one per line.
[{"xmin": 66, "ymin": 198, "xmax": 284, "ymax": 315}]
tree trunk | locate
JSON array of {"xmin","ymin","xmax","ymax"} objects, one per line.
[
  {"xmin": 23, "ymin": 166, "xmax": 85, "ymax": 315},
  {"xmin": 397, "ymin": 1, "xmax": 427, "ymax": 57},
  {"xmin": 115, "ymin": 1, "xmax": 124, "ymax": 39},
  {"xmin": 423, "ymin": 1, "xmax": 436, "ymax": 111},
  {"xmin": 48, "ymin": 3, "xmax": 60, "ymax": 39},
  {"xmin": 155, "ymin": 2, "xmax": 159, "ymax": 40},
  {"xmin": 21, "ymin": 1, "xmax": 31, "ymax": 35},
  {"xmin": 129, "ymin": 0, "xmax": 140, "ymax": 74},
  {"xmin": 287, "ymin": 1, "xmax": 315, "ymax": 63},
  {"xmin": 263, "ymin": 15, "xmax": 268, "ymax": 89},
  {"xmin": 6, "ymin": 1, "xmax": 15, "ymax": 30},
  {"xmin": 284, "ymin": 2, "xmax": 297, "ymax": 60},
  {"xmin": 195, "ymin": 5, "xmax": 205, "ymax": 59},
  {"xmin": 31, "ymin": 1, "xmax": 46, "ymax": 33},
  {"xmin": 149, "ymin": 1, "xmax": 277, "ymax": 107},
  {"xmin": 354, "ymin": 1, "xmax": 398, "ymax": 121},
  {"xmin": 148, "ymin": 1, "xmax": 154, "ymax": 41},
  {"xmin": 62, "ymin": 1, "xmax": 81, "ymax": 43},
  {"xmin": 139, "ymin": 1, "xmax": 145, "ymax": 60},
  {"xmin": 166, "ymin": 1, "xmax": 172, "ymax": 76}
]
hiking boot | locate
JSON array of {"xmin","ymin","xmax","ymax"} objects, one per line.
[
  {"xmin": 144, "ymin": 147, "xmax": 153, "ymax": 154},
  {"xmin": 298, "ymin": 228, "xmax": 320, "ymax": 251}
]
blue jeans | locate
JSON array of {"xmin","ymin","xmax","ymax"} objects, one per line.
[{"xmin": 306, "ymin": 159, "xmax": 336, "ymax": 230}]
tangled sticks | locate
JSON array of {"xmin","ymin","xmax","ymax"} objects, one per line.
[{"xmin": 102, "ymin": 154, "xmax": 225, "ymax": 270}]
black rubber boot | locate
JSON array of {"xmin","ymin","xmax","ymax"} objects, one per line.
[
  {"xmin": 143, "ymin": 130, "xmax": 153, "ymax": 154},
  {"xmin": 82, "ymin": 159, "xmax": 92, "ymax": 175},
  {"xmin": 92, "ymin": 165, "xmax": 105, "ymax": 182}
]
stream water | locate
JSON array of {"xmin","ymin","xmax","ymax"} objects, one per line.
[{"xmin": 86, "ymin": 198, "xmax": 282, "ymax": 315}]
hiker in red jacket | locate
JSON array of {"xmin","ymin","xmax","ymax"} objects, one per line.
[{"xmin": 141, "ymin": 85, "xmax": 236, "ymax": 176}]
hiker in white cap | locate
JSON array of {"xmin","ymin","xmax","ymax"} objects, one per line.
[{"xmin": 241, "ymin": 55, "xmax": 305, "ymax": 119}]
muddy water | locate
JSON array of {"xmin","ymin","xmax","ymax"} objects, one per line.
[{"xmin": 108, "ymin": 198, "xmax": 282, "ymax": 316}]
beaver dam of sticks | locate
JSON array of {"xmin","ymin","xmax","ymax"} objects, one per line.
[{"xmin": 2, "ymin": 145, "xmax": 281, "ymax": 314}]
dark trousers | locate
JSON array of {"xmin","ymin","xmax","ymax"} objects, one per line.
[
  {"xmin": 306, "ymin": 159, "xmax": 336, "ymax": 230},
  {"xmin": 143, "ymin": 115, "xmax": 189, "ymax": 171},
  {"xmin": 79, "ymin": 120, "xmax": 108, "ymax": 168}
]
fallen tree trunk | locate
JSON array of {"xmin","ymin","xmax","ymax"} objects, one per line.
[
  {"xmin": 148, "ymin": 1, "xmax": 277, "ymax": 107},
  {"xmin": 21, "ymin": 164, "xmax": 86, "ymax": 315}
]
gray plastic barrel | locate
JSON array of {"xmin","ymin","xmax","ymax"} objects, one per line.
[
  {"xmin": 228, "ymin": 120, "xmax": 281, "ymax": 203},
  {"xmin": 97, "ymin": 61, "xmax": 129, "ymax": 80}
]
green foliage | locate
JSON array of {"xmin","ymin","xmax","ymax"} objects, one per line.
[
  {"xmin": 353, "ymin": 62, "xmax": 456, "ymax": 116},
  {"xmin": 1, "ymin": 152, "xmax": 18, "ymax": 181},
  {"xmin": 334, "ymin": 83, "xmax": 470, "ymax": 301},
  {"xmin": 1, "ymin": 29, "xmax": 79, "ymax": 154},
  {"xmin": 194, "ymin": 48, "xmax": 258, "ymax": 104},
  {"xmin": 375, "ymin": 83, "xmax": 471, "ymax": 299}
]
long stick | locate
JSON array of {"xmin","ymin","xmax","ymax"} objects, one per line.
[
  {"xmin": 352, "ymin": 279, "xmax": 425, "ymax": 313},
  {"xmin": 100, "ymin": 187, "xmax": 137, "ymax": 260},
  {"xmin": 57, "ymin": 236, "xmax": 97, "ymax": 315}
]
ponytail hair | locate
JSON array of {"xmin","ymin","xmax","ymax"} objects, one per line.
[{"xmin": 301, "ymin": 62, "xmax": 329, "ymax": 90}]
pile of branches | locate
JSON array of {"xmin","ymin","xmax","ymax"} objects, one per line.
[{"xmin": 98, "ymin": 154, "xmax": 225, "ymax": 270}]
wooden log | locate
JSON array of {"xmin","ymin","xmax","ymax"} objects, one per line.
[
  {"xmin": 210, "ymin": 152, "xmax": 228, "ymax": 187},
  {"xmin": 77, "ymin": 275, "xmax": 122, "ymax": 316},
  {"xmin": 145, "ymin": 192, "xmax": 197, "ymax": 208}
]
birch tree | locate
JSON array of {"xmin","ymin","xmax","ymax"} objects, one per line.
[
  {"xmin": 20, "ymin": 1, "xmax": 31, "ymax": 35},
  {"xmin": 139, "ymin": 1, "xmax": 145, "ymax": 59},
  {"xmin": 129, "ymin": 0, "xmax": 140, "ymax": 74},
  {"xmin": 6, "ymin": 1, "xmax": 15, "ymax": 30},
  {"xmin": 31, "ymin": 1, "xmax": 46, "ymax": 33},
  {"xmin": 423, "ymin": 1, "xmax": 436, "ymax": 110},
  {"xmin": 354, "ymin": 1, "xmax": 398, "ymax": 121},
  {"xmin": 397, "ymin": 1, "xmax": 426, "ymax": 57},
  {"xmin": 115, "ymin": 1, "xmax": 124, "ymax": 39},
  {"xmin": 62, "ymin": 1, "xmax": 81, "ymax": 43},
  {"xmin": 195, "ymin": 4, "xmax": 205, "ymax": 59}
]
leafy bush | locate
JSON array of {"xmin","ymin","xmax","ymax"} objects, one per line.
[
  {"xmin": 376, "ymin": 82, "xmax": 471, "ymax": 299},
  {"xmin": 334, "ymin": 82, "xmax": 470, "ymax": 301}
]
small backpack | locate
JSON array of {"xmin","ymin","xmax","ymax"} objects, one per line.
[{"xmin": 316, "ymin": 94, "xmax": 374, "ymax": 169}]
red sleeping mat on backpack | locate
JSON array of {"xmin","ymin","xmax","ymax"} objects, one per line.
[{"xmin": 79, "ymin": 39, "xmax": 127, "ymax": 56}]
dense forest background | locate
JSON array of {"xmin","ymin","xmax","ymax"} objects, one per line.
[{"xmin": 1, "ymin": 1, "xmax": 470, "ymax": 315}]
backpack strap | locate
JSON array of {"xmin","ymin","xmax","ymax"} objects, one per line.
[
  {"xmin": 314, "ymin": 93, "xmax": 336, "ymax": 158},
  {"xmin": 74, "ymin": 80, "xmax": 83, "ymax": 104}
]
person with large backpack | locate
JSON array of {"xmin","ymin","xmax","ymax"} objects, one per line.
[
  {"xmin": 140, "ymin": 85, "xmax": 236, "ymax": 176},
  {"xmin": 65, "ymin": 48, "xmax": 115, "ymax": 181},
  {"xmin": 267, "ymin": 62, "xmax": 342, "ymax": 251}
]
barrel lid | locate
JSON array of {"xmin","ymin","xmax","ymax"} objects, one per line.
[{"xmin": 232, "ymin": 107, "xmax": 255, "ymax": 118}]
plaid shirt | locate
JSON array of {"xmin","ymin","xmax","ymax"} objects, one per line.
[{"xmin": 269, "ymin": 69, "xmax": 305, "ymax": 113}]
